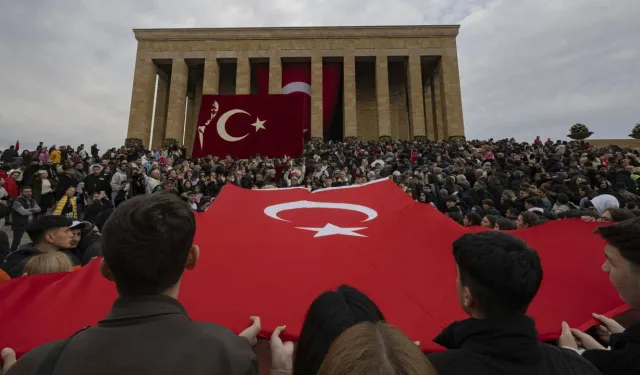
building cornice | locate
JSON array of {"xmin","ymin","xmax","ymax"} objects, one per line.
[{"xmin": 133, "ymin": 25, "xmax": 460, "ymax": 41}]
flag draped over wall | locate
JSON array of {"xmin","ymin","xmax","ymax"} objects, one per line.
[
  {"xmin": 191, "ymin": 94, "xmax": 305, "ymax": 159},
  {"xmin": 0, "ymin": 180, "xmax": 628, "ymax": 356},
  {"xmin": 255, "ymin": 62, "xmax": 341, "ymax": 139}
]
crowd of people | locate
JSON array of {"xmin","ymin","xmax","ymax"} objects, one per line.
[{"xmin": 0, "ymin": 136, "xmax": 639, "ymax": 374}]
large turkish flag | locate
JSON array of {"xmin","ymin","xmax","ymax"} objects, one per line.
[
  {"xmin": 191, "ymin": 94, "xmax": 305, "ymax": 159},
  {"xmin": 0, "ymin": 180, "xmax": 628, "ymax": 357}
]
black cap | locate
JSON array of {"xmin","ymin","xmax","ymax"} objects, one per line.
[{"xmin": 26, "ymin": 215, "xmax": 73, "ymax": 243}]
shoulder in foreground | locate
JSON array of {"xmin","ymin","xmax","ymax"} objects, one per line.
[
  {"xmin": 539, "ymin": 343, "xmax": 602, "ymax": 374},
  {"xmin": 6, "ymin": 340, "xmax": 66, "ymax": 375}
]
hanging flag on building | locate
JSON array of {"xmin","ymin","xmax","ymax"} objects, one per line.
[{"xmin": 191, "ymin": 94, "xmax": 305, "ymax": 159}]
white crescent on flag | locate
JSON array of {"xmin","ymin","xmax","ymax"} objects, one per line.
[{"xmin": 281, "ymin": 82, "xmax": 311, "ymax": 96}]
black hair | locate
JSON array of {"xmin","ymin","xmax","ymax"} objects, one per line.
[
  {"xmin": 453, "ymin": 231, "xmax": 543, "ymax": 318},
  {"xmin": 26, "ymin": 215, "xmax": 73, "ymax": 244},
  {"xmin": 495, "ymin": 217, "xmax": 517, "ymax": 230},
  {"xmin": 294, "ymin": 285, "xmax": 385, "ymax": 375},
  {"xmin": 556, "ymin": 193, "xmax": 569, "ymax": 205},
  {"xmin": 447, "ymin": 212, "xmax": 464, "ymax": 225},
  {"xmin": 525, "ymin": 197, "xmax": 544, "ymax": 208},
  {"xmin": 606, "ymin": 208, "xmax": 636, "ymax": 223},
  {"xmin": 595, "ymin": 217, "xmax": 640, "ymax": 266},
  {"xmin": 464, "ymin": 212, "xmax": 482, "ymax": 226},
  {"xmin": 20, "ymin": 185, "xmax": 32, "ymax": 192},
  {"xmin": 481, "ymin": 199, "xmax": 494, "ymax": 207},
  {"xmin": 483, "ymin": 215, "xmax": 498, "ymax": 228},
  {"xmin": 101, "ymin": 192, "xmax": 196, "ymax": 295}
]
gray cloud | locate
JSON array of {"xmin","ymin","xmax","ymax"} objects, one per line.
[{"xmin": 0, "ymin": 0, "xmax": 638, "ymax": 150}]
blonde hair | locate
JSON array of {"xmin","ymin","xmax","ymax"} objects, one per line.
[
  {"xmin": 317, "ymin": 322, "xmax": 437, "ymax": 375},
  {"xmin": 24, "ymin": 252, "xmax": 73, "ymax": 275}
]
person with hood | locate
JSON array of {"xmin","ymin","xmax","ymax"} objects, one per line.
[
  {"xmin": 1, "ymin": 215, "xmax": 77, "ymax": 278},
  {"xmin": 69, "ymin": 220, "xmax": 102, "ymax": 265},
  {"xmin": 428, "ymin": 231, "xmax": 601, "ymax": 375},
  {"xmin": 614, "ymin": 182, "xmax": 640, "ymax": 207}
]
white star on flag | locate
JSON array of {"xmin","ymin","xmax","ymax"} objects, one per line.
[
  {"xmin": 295, "ymin": 223, "xmax": 368, "ymax": 238},
  {"xmin": 251, "ymin": 118, "xmax": 266, "ymax": 132}
]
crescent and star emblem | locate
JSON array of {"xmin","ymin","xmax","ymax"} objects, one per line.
[
  {"xmin": 263, "ymin": 200, "xmax": 378, "ymax": 238},
  {"xmin": 216, "ymin": 108, "xmax": 266, "ymax": 143}
]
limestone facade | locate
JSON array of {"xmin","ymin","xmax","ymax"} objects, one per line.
[{"xmin": 126, "ymin": 26, "xmax": 465, "ymax": 150}]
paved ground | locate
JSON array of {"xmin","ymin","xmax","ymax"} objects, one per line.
[{"xmin": 1, "ymin": 219, "xmax": 30, "ymax": 248}]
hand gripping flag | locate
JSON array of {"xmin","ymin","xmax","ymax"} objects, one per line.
[{"xmin": 0, "ymin": 179, "xmax": 628, "ymax": 356}]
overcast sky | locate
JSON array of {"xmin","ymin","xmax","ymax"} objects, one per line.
[{"xmin": 1, "ymin": 0, "xmax": 638, "ymax": 150}]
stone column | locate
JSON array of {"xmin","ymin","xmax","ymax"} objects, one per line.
[
  {"xmin": 184, "ymin": 78, "xmax": 202, "ymax": 156},
  {"xmin": 407, "ymin": 55, "xmax": 426, "ymax": 139},
  {"xmin": 269, "ymin": 56, "xmax": 282, "ymax": 94},
  {"xmin": 439, "ymin": 51, "xmax": 465, "ymax": 138},
  {"xmin": 310, "ymin": 56, "xmax": 323, "ymax": 140},
  {"xmin": 151, "ymin": 70, "xmax": 169, "ymax": 149},
  {"xmin": 126, "ymin": 57, "xmax": 156, "ymax": 147},
  {"xmin": 184, "ymin": 97, "xmax": 195, "ymax": 148},
  {"xmin": 165, "ymin": 58, "xmax": 189, "ymax": 144},
  {"xmin": 203, "ymin": 58, "xmax": 219, "ymax": 94},
  {"xmin": 236, "ymin": 57, "xmax": 250, "ymax": 95},
  {"xmin": 343, "ymin": 55, "xmax": 357, "ymax": 139},
  {"xmin": 433, "ymin": 65, "xmax": 445, "ymax": 140},
  {"xmin": 375, "ymin": 56, "xmax": 391, "ymax": 138},
  {"xmin": 423, "ymin": 77, "xmax": 436, "ymax": 141}
]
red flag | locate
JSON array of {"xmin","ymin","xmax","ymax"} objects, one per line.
[
  {"xmin": 15, "ymin": 140, "xmax": 19, "ymax": 152},
  {"xmin": 0, "ymin": 180, "xmax": 627, "ymax": 356},
  {"xmin": 254, "ymin": 62, "xmax": 340, "ymax": 140},
  {"xmin": 191, "ymin": 94, "xmax": 304, "ymax": 159}
]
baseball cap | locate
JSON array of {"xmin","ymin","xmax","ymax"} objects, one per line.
[
  {"xmin": 70, "ymin": 221, "xmax": 92, "ymax": 232},
  {"xmin": 26, "ymin": 215, "xmax": 74, "ymax": 243}
]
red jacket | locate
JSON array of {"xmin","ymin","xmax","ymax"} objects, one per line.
[{"xmin": 4, "ymin": 177, "xmax": 18, "ymax": 198}]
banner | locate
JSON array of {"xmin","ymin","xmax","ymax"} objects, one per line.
[
  {"xmin": 191, "ymin": 94, "xmax": 304, "ymax": 159},
  {"xmin": 0, "ymin": 180, "xmax": 627, "ymax": 356},
  {"xmin": 254, "ymin": 62, "xmax": 341, "ymax": 139}
]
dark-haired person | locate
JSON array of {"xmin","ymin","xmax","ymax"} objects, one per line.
[
  {"xmin": 291, "ymin": 285, "xmax": 386, "ymax": 375},
  {"xmin": 4, "ymin": 192, "xmax": 259, "ymax": 375},
  {"xmin": 558, "ymin": 217, "xmax": 640, "ymax": 375},
  {"xmin": 494, "ymin": 217, "xmax": 516, "ymax": 231},
  {"xmin": 1, "ymin": 215, "xmax": 76, "ymax": 278},
  {"xmin": 480, "ymin": 215, "xmax": 497, "ymax": 229},
  {"xmin": 9, "ymin": 186, "xmax": 41, "ymax": 252},
  {"xmin": 462, "ymin": 212, "xmax": 482, "ymax": 227},
  {"xmin": 428, "ymin": 231, "xmax": 601, "ymax": 375}
]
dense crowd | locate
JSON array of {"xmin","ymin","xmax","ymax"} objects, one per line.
[{"xmin": 0, "ymin": 137, "xmax": 639, "ymax": 375}]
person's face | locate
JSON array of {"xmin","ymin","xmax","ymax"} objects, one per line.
[
  {"xmin": 188, "ymin": 195, "xmax": 196, "ymax": 203},
  {"xmin": 22, "ymin": 188, "xmax": 32, "ymax": 199},
  {"xmin": 481, "ymin": 216, "xmax": 492, "ymax": 228},
  {"xmin": 446, "ymin": 201, "xmax": 456, "ymax": 208},
  {"xmin": 92, "ymin": 166, "xmax": 101, "ymax": 175},
  {"xmin": 600, "ymin": 210, "xmax": 613, "ymax": 222},
  {"xmin": 516, "ymin": 215, "xmax": 526, "ymax": 229},
  {"xmin": 48, "ymin": 227, "xmax": 73, "ymax": 249},
  {"xmin": 600, "ymin": 181, "xmax": 608, "ymax": 189},
  {"xmin": 578, "ymin": 189, "xmax": 586, "ymax": 197},
  {"xmin": 10, "ymin": 172, "xmax": 19, "ymax": 180},
  {"xmin": 70, "ymin": 228, "xmax": 82, "ymax": 247},
  {"xmin": 463, "ymin": 216, "xmax": 470, "ymax": 226},
  {"xmin": 76, "ymin": 164, "xmax": 83, "ymax": 170},
  {"xmin": 165, "ymin": 183, "xmax": 174, "ymax": 191},
  {"xmin": 66, "ymin": 187, "xmax": 76, "ymax": 197},
  {"xmin": 103, "ymin": 167, "xmax": 111, "ymax": 174},
  {"xmin": 602, "ymin": 244, "xmax": 640, "ymax": 307},
  {"xmin": 519, "ymin": 190, "xmax": 529, "ymax": 199}
]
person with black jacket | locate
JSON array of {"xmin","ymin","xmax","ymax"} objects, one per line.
[
  {"xmin": 10, "ymin": 186, "xmax": 41, "ymax": 251},
  {"xmin": 427, "ymin": 231, "xmax": 601, "ymax": 375},
  {"xmin": 558, "ymin": 217, "xmax": 640, "ymax": 375},
  {"xmin": 1, "ymin": 215, "xmax": 77, "ymax": 278},
  {"xmin": 83, "ymin": 165, "xmax": 109, "ymax": 196}
]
